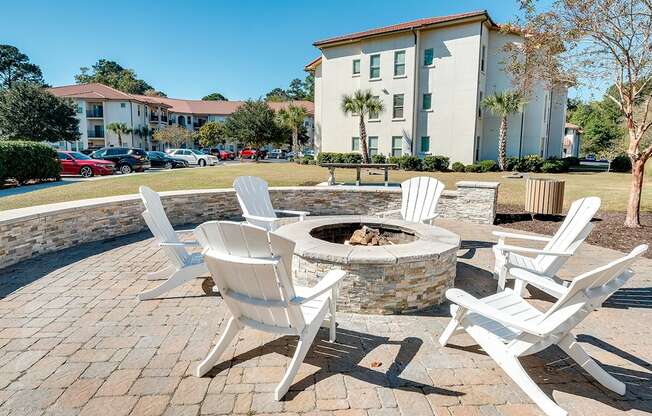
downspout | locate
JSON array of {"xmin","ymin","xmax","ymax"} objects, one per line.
[
  {"xmin": 518, "ymin": 112, "xmax": 524, "ymax": 157},
  {"xmin": 410, "ymin": 29, "xmax": 420, "ymax": 156}
]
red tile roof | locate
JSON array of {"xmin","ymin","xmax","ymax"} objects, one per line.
[
  {"xmin": 313, "ymin": 10, "xmax": 495, "ymax": 47},
  {"xmin": 49, "ymin": 83, "xmax": 314, "ymax": 116}
]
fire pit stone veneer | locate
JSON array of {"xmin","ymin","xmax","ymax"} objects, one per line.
[{"xmin": 276, "ymin": 216, "xmax": 460, "ymax": 315}]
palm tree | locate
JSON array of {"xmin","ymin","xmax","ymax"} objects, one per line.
[
  {"xmin": 276, "ymin": 104, "xmax": 307, "ymax": 153},
  {"xmin": 341, "ymin": 90, "xmax": 384, "ymax": 163},
  {"xmin": 106, "ymin": 122, "xmax": 132, "ymax": 147},
  {"xmin": 138, "ymin": 126, "xmax": 153, "ymax": 150},
  {"xmin": 482, "ymin": 90, "xmax": 526, "ymax": 170}
]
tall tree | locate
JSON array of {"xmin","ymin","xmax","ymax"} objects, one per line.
[
  {"xmin": 136, "ymin": 125, "xmax": 153, "ymax": 150},
  {"xmin": 276, "ymin": 105, "xmax": 308, "ymax": 153},
  {"xmin": 0, "ymin": 83, "xmax": 79, "ymax": 142},
  {"xmin": 143, "ymin": 89, "xmax": 167, "ymax": 97},
  {"xmin": 202, "ymin": 92, "xmax": 228, "ymax": 101},
  {"xmin": 510, "ymin": 0, "xmax": 652, "ymax": 227},
  {"xmin": 224, "ymin": 100, "xmax": 283, "ymax": 157},
  {"xmin": 198, "ymin": 121, "xmax": 227, "ymax": 147},
  {"xmin": 106, "ymin": 122, "xmax": 131, "ymax": 147},
  {"xmin": 265, "ymin": 88, "xmax": 290, "ymax": 102},
  {"xmin": 75, "ymin": 59, "xmax": 156, "ymax": 94},
  {"xmin": 482, "ymin": 90, "xmax": 526, "ymax": 170},
  {"xmin": 0, "ymin": 45, "xmax": 44, "ymax": 89},
  {"xmin": 152, "ymin": 125, "xmax": 195, "ymax": 148},
  {"xmin": 303, "ymin": 73, "xmax": 315, "ymax": 101},
  {"xmin": 287, "ymin": 78, "xmax": 306, "ymax": 100},
  {"xmin": 341, "ymin": 90, "xmax": 385, "ymax": 164}
]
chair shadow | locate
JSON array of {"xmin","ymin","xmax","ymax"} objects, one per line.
[
  {"xmin": 458, "ymin": 240, "xmax": 495, "ymax": 259},
  {"xmin": 204, "ymin": 327, "xmax": 462, "ymax": 400},
  {"xmin": 446, "ymin": 336, "xmax": 652, "ymax": 413},
  {"xmin": 603, "ymin": 287, "xmax": 652, "ymax": 309}
]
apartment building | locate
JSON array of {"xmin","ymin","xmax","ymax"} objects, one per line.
[
  {"xmin": 49, "ymin": 83, "xmax": 314, "ymax": 151},
  {"xmin": 306, "ymin": 10, "xmax": 567, "ymax": 164}
]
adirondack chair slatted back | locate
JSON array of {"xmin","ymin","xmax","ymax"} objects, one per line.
[
  {"xmin": 534, "ymin": 197, "xmax": 601, "ymax": 273},
  {"xmin": 195, "ymin": 221, "xmax": 305, "ymax": 334},
  {"xmin": 400, "ymin": 177, "xmax": 445, "ymax": 223},
  {"xmin": 233, "ymin": 176, "xmax": 277, "ymax": 227},
  {"xmin": 140, "ymin": 186, "xmax": 189, "ymax": 268},
  {"xmin": 512, "ymin": 244, "xmax": 647, "ymax": 355}
]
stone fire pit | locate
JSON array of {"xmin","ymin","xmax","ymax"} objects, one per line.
[{"xmin": 276, "ymin": 216, "xmax": 460, "ymax": 314}]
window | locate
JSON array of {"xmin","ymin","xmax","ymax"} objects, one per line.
[
  {"xmin": 76, "ymin": 105, "xmax": 83, "ymax": 114},
  {"xmin": 424, "ymin": 48, "xmax": 434, "ymax": 66},
  {"xmin": 352, "ymin": 59, "xmax": 361, "ymax": 75},
  {"xmin": 369, "ymin": 96, "xmax": 380, "ymax": 120},
  {"xmin": 120, "ymin": 102, "xmax": 126, "ymax": 108},
  {"xmin": 422, "ymin": 93, "xmax": 432, "ymax": 110},
  {"xmin": 351, "ymin": 137, "xmax": 360, "ymax": 151},
  {"xmin": 394, "ymin": 51, "xmax": 405, "ymax": 76},
  {"xmin": 137, "ymin": 105, "xmax": 141, "ymax": 116},
  {"xmin": 391, "ymin": 136, "xmax": 402, "ymax": 157},
  {"xmin": 368, "ymin": 137, "xmax": 378, "ymax": 156},
  {"xmin": 392, "ymin": 94, "xmax": 404, "ymax": 119},
  {"xmin": 57, "ymin": 152, "xmax": 70, "ymax": 160},
  {"xmin": 475, "ymin": 136, "xmax": 481, "ymax": 161},
  {"xmin": 370, "ymin": 54, "xmax": 380, "ymax": 79},
  {"xmin": 481, "ymin": 45, "xmax": 486, "ymax": 72},
  {"xmin": 478, "ymin": 92, "xmax": 483, "ymax": 118},
  {"xmin": 420, "ymin": 136, "xmax": 430, "ymax": 153}
]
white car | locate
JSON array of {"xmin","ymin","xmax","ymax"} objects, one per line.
[{"xmin": 167, "ymin": 149, "xmax": 218, "ymax": 167}]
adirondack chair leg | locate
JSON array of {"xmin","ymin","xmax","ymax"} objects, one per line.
[
  {"xmin": 493, "ymin": 247, "xmax": 508, "ymax": 290},
  {"xmin": 558, "ymin": 334, "xmax": 626, "ymax": 395},
  {"xmin": 328, "ymin": 292, "xmax": 337, "ymax": 343},
  {"xmin": 196, "ymin": 316, "xmax": 240, "ymax": 377},
  {"xmin": 275, "ymin": 306, "xmax": 328, "ymax": 400},
  {"xmin": 439, "ymin": 306, "xmax": 465, "ymax": 346},
  {"xmin": 513, "ymin": 279, "xmax": 527, "ymax": 297},
  {"xmin": 146, "ymin": 265, "xmax": 175, "ymax": 281},
  {"xmin": 138, "ymin": 268, "xmax": 198, "ymax": 301}
]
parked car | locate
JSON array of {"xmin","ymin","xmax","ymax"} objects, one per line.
[
  {"xmin": 147, "ymin": 151, "xmax": 188, "ymax": 169},
  {"xmin": 167, "ymin": 149, "xmax": 218, "ymax": 166},
  {"xmin": 239, "ymin": 148, "xmax": 267, "ymax": 159},
  {"xmin": 90, "ymin": 147, "xmax": 150, "ymax": 174},
  {"xmin": 201, "ymin": 148, "xmax": 236, "ymax": 160},
  {"xmin": 269, "ymin": 149, "xmax": 287, "ymax": 159},
  {"xmin": 57, "ymin": 151, "xmax": 114, "ymax": 177},
  {"xmin": 585, "ymin": 153, "xmax": 596, "ymax": 161}
]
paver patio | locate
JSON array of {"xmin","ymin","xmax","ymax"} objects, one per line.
[{"xmin": 0, "ymin": 220, "xmax": 650, "ymax": 415}]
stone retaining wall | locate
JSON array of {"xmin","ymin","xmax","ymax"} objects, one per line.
[{"xmin": 0, "ymin": 182, "xmax": 498, "ymax": 270}]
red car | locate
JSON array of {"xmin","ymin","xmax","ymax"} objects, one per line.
[
  {"xmin": 57, "ymin": 151, "xmax": 114, "ymax": 177},
  {"xmin": 217, "ymin": 150, "xmax": 235, "ymax": 160},
  {"xmin": 239, "ymin": 148, "xmax": 267, "ymax": 159}
]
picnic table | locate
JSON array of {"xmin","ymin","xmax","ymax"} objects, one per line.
[{"xmin": 320, "ymin": 163, "xmax": 398, "ymax": 187}]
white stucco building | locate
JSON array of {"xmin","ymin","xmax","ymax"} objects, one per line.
[
  {"xmin": 563, "ymin": 123, "xmax": 582, "ymax": 158},
  {"xmin": 306, "ymin": 10, "xmax": 567, "ymax": 164}
]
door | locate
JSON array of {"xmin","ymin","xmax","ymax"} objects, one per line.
[{"xmin": 57, "ymin": 152, "xmax": 74, "ymax": 174}]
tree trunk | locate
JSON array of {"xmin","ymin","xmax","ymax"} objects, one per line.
[
  {"xmin": 624, "ymin": 156, "xmax": 646, "ymax": 228},
  {"xmin": 117, "ymin": 134, "xmax": 122, "ymax": 147},
  {"xmin": 292, "ymin": 128, "xmax": 299, "ymax": 153},
  {"xmin": 498, "ymin": 116, "xmax": 508, "ymax": 170},
  {"xmin": 359, "ymin": 115, "xmax": 370, "ymax": 164}
]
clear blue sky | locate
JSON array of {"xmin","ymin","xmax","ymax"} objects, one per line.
[{"xmin": 2, "ymin": 0, "xmax": 581, "ymax": 100}]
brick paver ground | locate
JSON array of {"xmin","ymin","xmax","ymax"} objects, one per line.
[{"xmin": 0, "ymin": 220, "xmax": 650, "ymax": 415}]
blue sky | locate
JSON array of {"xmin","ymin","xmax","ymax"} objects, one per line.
[{"xmin": 1, "ymin": 0, "xmax": 581, "ymax": 100}]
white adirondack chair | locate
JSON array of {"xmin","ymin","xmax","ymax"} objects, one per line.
[
  {"xmin": 138, "ymin": 186, "xmax": 208, "ymax": 301},
  {"xmin": 493, "ymin": 196, "xmax": 601, "ymax": 296},
  {"xmin": 193, "ymin": 221, "xmax": 347, "ymax": 400},
  {"xmin": 440, "ymin": 244, "xmax": 647, "ymax": 416},
  {"xmin": 378, "ymin": 176, "xmax": 445, "ymax": 224},
  {"xmin": 233, "ymin": 176, "xmax": 310, "ymax": 231}
]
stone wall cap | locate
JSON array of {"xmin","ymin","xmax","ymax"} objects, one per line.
[{"xmin": 455, "ymin": 181, "xmax": 500, "ymax": 189}]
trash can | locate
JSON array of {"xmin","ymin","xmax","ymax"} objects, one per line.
[{"xmin": 525, "ymin": 178, "xmax": 565, "ymax": 215}]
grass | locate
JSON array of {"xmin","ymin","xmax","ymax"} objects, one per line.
[{"xmin": 1, "ymin": 162, "xmax": 651, "ymax": 212}]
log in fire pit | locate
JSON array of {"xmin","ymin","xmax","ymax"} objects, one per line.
[{"xmin": 276, "ymin": 216, "xmax": 460, "ymax": 314}]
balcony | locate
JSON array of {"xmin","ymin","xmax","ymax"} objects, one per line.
[
  {"xmin": 150, "ymin": 114, "xmax": 168, "ymax": 123},
  {"xmin": 86, "ymin": 109, "xmax": 103, "ymax": 118},
  {"xmin": 87, "ymin": 128, "xmax": 105, "ymax": 138}
]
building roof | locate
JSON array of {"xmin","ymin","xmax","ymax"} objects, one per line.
[
  {"xmin": 565, "ymin": 123, "xmax": 583, "ymax": 133},
  {"xmin": 304, "ymin": 56, "xmax": 322, "ymax": 71},
  {"xmin": 49, "ymin": 83, "xmax": 314, "ymax": 116},
  {"xmin": 313, "ymin": 10, "xmax": 496, "ymax": 48}
]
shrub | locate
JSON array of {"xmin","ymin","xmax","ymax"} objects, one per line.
[
  {"xmin": 610, "ymin": 154, "xmax": 632, "ymax": 172},
  {"xmin": 387, "ymin": 156, "xmax": 401, "ymax": 167},
  {"xmin": 541, "ymin": 159, "xmax": 570, "ymax": 173},
  {"xmin": 451, "ymin": 161, "xmax": 465, "ymax": 172},
  {"xmin": 0, "ymin": 140, "xmax": 61, "ymax": 184},
  {"xmin": 371, "ymin": 154, "xmax": 387, "ymax": 164},
  {"xmin": 398, "ymin": 155, "xmax": 422, "ymax": 171},
  {"xmin": 514, "ymin": 155, "xmax": 545, "ymax": 172},
  {"xmin": 342, "ymin": 152, "xmax": 363, "ymax": 164},
  {"xmin": 565, "ymin": 156, "xmax": 581, "ymax": 166},
  {"xmin": 316, "ymin": 152, "xmax": 362, "ymax": 165},
  {"xmin": 477, "ymin": 160, "xmax": 499, "ymax": 173},
  {"xmin": 294, "ymin": 155, "xmax": 315, "ymax": 165},
  {"xmin": 464, "ymin": 163, "xmax": 482, "ymax": 173},
  {"xmin": 422, "ymin": 155, "xmax": 450, "ymax": 172},
  {"xmin": 506, "ymin": 156, "xmax": 520, "ymax": 171}
]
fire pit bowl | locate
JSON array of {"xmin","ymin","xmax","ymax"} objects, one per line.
[{"xmin": 276, "ymin": 216, "xmax": 460, "ymax": 314}]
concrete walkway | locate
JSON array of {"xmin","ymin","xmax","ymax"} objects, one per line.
[{"xmin": 0, "ymin": 220, "xmax": 649, "ymax": 415}]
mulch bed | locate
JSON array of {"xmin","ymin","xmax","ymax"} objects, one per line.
[{"xmin": 496, "ymin": 204, "xmax": 652, "ymax": 258}]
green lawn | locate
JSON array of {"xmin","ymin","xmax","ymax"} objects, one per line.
[{"xmin": 1, "ymin": 162, "xmax": 650, "ymax": 212}]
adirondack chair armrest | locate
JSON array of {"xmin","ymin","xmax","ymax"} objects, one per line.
[
  {"xmin": 290, "ymin": 270, "xmax": 347, "ymax": 305},
  {"xmin": 274, "ymin": 209, "xmax": 310, "ymax": 219},
  {"xmin": 508, "ymin": 268, "xmax": 568, "ymax": 298},
  {"xmin": 205, "ymin": 250, "xmax": 281, "ymax": 266},
  {"xmin": 375, "ymin": 209, "xmax": 401, "ymax": 218},
  {"xmin": 492, "ymin": 231, "xmax": 552, "ymax": 243},
  {"xmin": 421, "ymin": 213, "xmax": 440, "ymax": 224},
  {"xmin": 445, "ymin": 289, "xmax": 546, "ymax": 336},
  {"xmin": 159, "ymin": 241, "xmax": 200, "ymax": 247},
  {"xmin": 243, "ymin": 214, "xmax": 284, "ymax": 224},
  {"xmin": 494, "ymin": 244, "xmax": 574, "ymax": 257}
]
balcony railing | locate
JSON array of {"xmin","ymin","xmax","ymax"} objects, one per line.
[
  {"xmin": 87, "ymin": 129, "xmax": 105, "ymax": 138},
  {"xmin": 86, "ymin": 110, "xmax": 103, "ymax": 118},
  {"xmin": 150, "ymin": 115, "xmax": 168, "ymax": 123}
]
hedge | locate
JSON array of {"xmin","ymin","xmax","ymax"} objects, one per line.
[
  {"xmin": 610, "ymin": 154, "xmax": 631, "ymax": 172},
  {"xmin": 316, "ymin": 152, "xmax": 362, "ymax": 165},
  {"xmin": 371, "ymin": 154, "xmax": 387, "ymax": 164},
  {"xmin": 0, "ymin": 141, "xmax": 61, "ymax": 184},
  {"xmin": 451, "ymin": 161, "xmax": 465, "ymax": 172},
  {"xmin": 422, "ymin": 155, "xmax": 449, "ymax": 172}
]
